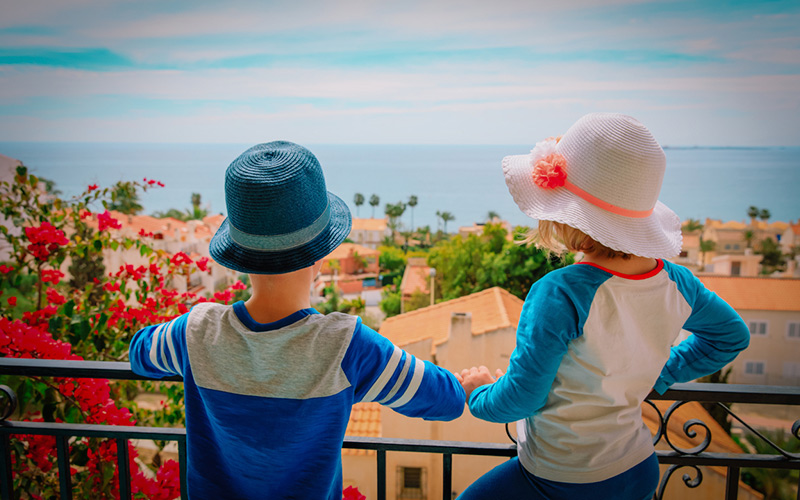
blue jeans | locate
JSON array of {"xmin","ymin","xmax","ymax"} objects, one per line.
[{"xmin": 457, "ymin": 453, "xmax": 659, "ymax": 500}]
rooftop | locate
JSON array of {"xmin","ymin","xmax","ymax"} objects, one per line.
[
  {"xmin": 400, "ymin": 263, "xmax": 432, "ymax": 297},
  {"xmin": 380, "ymin": 287, "xmax": 523, "ymax": 348},
  {"xmin": 343, "ymin": 402, "xmax": 380, "ymax": 456},
  {"xmin": 351, "ymin": 218, "xmax": 388, "ymax": 232},
  {"xmin": 323, "ymin": 242, "xmax": 381, "ymax": 261},
  {"xmin": 698, "ymin": 275, "xmax": 800, "ymax": 311}
]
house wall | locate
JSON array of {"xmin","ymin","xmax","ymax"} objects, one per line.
[{"xmin": 729, "ymin": 309, "xmax": 800, "ymax": 387}]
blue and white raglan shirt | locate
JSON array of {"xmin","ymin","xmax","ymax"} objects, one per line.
[
  {"xmin": 469, "ymin": 259, "xmax": 749, "ymax": 484},
  {"xmin": 129, "ymin": 302, "xmax": 465, "ymax": 500}
]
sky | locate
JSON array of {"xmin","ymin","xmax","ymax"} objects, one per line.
[{"xmin": 1, "ymin": 0, "xmax": 799, "ymax": 146}]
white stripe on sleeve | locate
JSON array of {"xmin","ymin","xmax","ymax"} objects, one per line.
[
  {"xmin": 164, "ymin": 319, "xmax": 182, "ymax": 376},
  {"xmin": 148, "ymin": 324, "xmax": 168, "ymax": 372},
  {"xmin": 362, "ymin": 346, "xmax": 403, "ymax": 402},
  {"xmin": 378, "ymin": 355, "xmax": 412, "ymax": 404},
  {"xmin": 388, "ymin": 358, "xmax": 425, "ymax": 409}
]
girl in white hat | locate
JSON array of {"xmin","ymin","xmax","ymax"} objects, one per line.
[{"xmin": 455, "ymin": 113, "xmax": 750, "ymax": 499}]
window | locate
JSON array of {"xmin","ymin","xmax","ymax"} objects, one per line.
[
  {"xmin": 748, "ymin": 321, "xmax": 768, "ymax": 336},
  {"xmin": 397, "ymin": 467, "xmax": 426, "ymax": 499},
  {"xmin": 783, "ymin": 362, "xmax": 800, "ymax": 380},
  {"xmin": 731, "ymin": 261, "xmax": 741, "ymax": 276},
  {"xmin": 788, "ymin": 322, "xmax": 800, "ymax": 339},
  {"xmin": 679, "ymin": 250, "xmax": 688, "ymax": 258},
  {"xmin": 744, "ymin": 361, "xmax": 765, "ymax": 376}
]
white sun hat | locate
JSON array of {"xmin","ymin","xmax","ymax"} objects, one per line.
[{"xmin": 502, "ymin": 112, "xmax": 682, "ymax": 258}]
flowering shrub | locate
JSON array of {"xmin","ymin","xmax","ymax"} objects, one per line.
[{"xmin": 0, "ymin": 165, "xmax": 247, "ymax": 499}]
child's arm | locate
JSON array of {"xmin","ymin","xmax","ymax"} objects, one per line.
[
  {"xmin": 467, "ymin": 278, "xmax": 581, "ymax": 423},
  {"xmin": 342, "ymin": 319, "xmax": 465, "ymax": 421},
  {"xmin": 129, "ymin": 314, "xmax": 189, "ymax": 378},
  {"xmin": 653, "ymin": 268, "xmax": 750, "ymax": 393}
]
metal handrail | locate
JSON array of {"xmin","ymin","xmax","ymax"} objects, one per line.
[{"xmin": 0, "ymin": 358, "xmax": 798, "ymax": 500}]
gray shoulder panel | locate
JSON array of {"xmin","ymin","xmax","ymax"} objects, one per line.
[{"xmin": 186, "ymin": 304, "xmax": 358, "ymax": 399}]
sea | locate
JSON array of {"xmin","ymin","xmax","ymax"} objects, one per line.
[{"xmin": 1, "ymin": 142, "xmax": 798, "ymax": 230}]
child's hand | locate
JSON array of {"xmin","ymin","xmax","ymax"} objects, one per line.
[{"xmin": 454, "ymin": 366, "xmax": 504, "ymax": 401}]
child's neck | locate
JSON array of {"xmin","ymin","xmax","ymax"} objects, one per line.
[
  {"xmin": 579, "ymin": 252, "xmax": 658, "ymax": 276},
  {"xmin": 244, "ymin": 269, "xmax": 315, "ymax": 324}
]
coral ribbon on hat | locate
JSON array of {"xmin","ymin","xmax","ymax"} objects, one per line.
[{"xmin": 531, "ymin": 136, "xmax": 654, "ymax": 219}]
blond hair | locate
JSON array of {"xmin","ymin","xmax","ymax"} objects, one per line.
[{"xmin": 519, "ymin": 220, "xmax": 632, "ymax": 260}]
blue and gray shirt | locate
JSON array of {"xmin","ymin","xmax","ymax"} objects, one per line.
[
  {"xmin": 469, "ymin": 259, "xmax": 749, "ymax": 483},
  {"xmin": 130, "ymin": 302, "xmax": 465, "ymax": 499}
]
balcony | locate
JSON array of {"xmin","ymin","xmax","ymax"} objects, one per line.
[{"xmin": 0, "ymin": 358, "xmax": 798, "ymax": 500}]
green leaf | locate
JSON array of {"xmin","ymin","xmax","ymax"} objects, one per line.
[
  {"xmin": 93, "ymin": 239, "xmax": 103, "ymax": 251},
  {"xmin": 110, "ymin": 240, "xmax": 119, "ymax": 251},
  {"xmin": 63, "ymin": 299, "xmax": 75, "ymax": 318}
]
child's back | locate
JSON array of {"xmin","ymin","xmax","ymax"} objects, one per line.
[
  {"xmin": 457, "ymin": 114, "xmax": 749, "ymax": 500},
  {"xmin": 130, "ymin": 142, "xmax": 465, "ymax": 499}
]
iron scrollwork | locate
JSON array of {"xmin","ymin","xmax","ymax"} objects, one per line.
[{"xmin": 0, "ymin": 384, "xmax": 17, "ymax": 422}]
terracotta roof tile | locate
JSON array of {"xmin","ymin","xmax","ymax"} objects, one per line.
[
  {"xmin": 351, "ymin": 218, "xmax": 387, "ymax": 231},
  {"xmin": 343, "ymin": 402, "xmax": 381, "ymax": 456},
  {"xmin": 400, "ymin": 264, "xmax": 431, "ymax": 296},
  {"xmin": 698, "ymin": 276, "xmax": 800, "ymax": 312},
  {"xmin": 324, "ymin": 243, "xmax": 381, "ymax": 261},
  {"xmin": 379, "ymin": 287, "xmax": 523, "ymax": 347}
]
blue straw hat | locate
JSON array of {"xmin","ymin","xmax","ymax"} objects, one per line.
[{"xmin": 209, "ymin": 141, "xmax": 352, "ymax": 274}]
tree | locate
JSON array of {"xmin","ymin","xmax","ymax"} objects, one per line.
[
  {"xmin": 416, "ymin": 225, "xmax": 432, "ymax": 247},
  {"xmin": 740, "ymin": 429, "xmax": 800, "ymax": 500},
  {"xmin": 683, "ymin": 219, "xmax": 703, "ymax": 233},
  {"xmin": 408, "ymin": 195, "xmax": 418, "ymax": 232},
  {"xmin": 369, "ymin": 194, "xmax": 380, "ymax": 218},
  {"xmin": 108, "ymin": 182, "xmax": 144, "ymax": 214},
  {"xmin": 186, "ymin": 192, "xmax": 209, "ymax": 220},
  {"xmin": 353, "ymin": 193, "xmax": 365, "ymax": 217},
  {"xmin": 427, "ymin": 222, "xmax": 568, "ymax": 300},
  {"xmin": 759, "ymin": 208, "xmax": 771, "ymax": 222},
  {"xmin": 699, "ymin": 237, "xmax": 716, "ymax": 268},
  {"xmin": 384, "ymin": 202, "xmax": 407, "ymax": 239},
  {"xmin": 487, "ymin": 211, "xmax": 500, "ymax": 222},
  {"xmin": 747, "ymin": 206, "xmax": 759, "ymax": 221},
  {"xmin": 439, "ymin": 211, "xmax": 455, "ymax": 234},
  {"xmin": 757, "ymin": 238, "xmax": 785, "ymax": 273},
  {"xmin": 744, "ymin": 230, "xmax": 755, "ymax": 249}
]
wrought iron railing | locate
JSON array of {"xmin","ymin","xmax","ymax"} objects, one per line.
[{"xmin": 0, "ymin": 358, "xmax": 797, "ymax": 500}]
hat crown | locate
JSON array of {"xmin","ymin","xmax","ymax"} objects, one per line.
[
  {"xmin": 224, "ymin": 141, "xmax": 329, "ymax": 236},
  {"xmin": 558, "ymin": 113, "xmax": 665, "ymax": 213}
]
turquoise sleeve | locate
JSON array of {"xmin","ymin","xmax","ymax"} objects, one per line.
[{"xmin": 654, "ymin": 263, "xmax": 750, "ymax": 393}]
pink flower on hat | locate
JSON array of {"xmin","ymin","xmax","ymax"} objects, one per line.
[
  {"xmin": 530, "ymin": 136, "xmax": 567, "ymax": 189},
  {"xmin": 533, "ymin": 154, "xmax": 567, "ymax": 188}
]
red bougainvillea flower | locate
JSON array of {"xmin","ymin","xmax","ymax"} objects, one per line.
[
  {"xmin": 195, "ymin": 257, "xmax": 209, "ymax": 272},
  {"xmin": 230, "ymin": 280, "xmax": 247, "ymax": 291},
  {"xmin": 170, "ymin": 252, "xmax": 193, "ymax": 266},
  {"xmin": 0, "ymin": 264, "xmax": 12, "ymax": 274},
  {"xmin": 97, "ymin": 210, "xmax": 122, "ymax": 232},
  {"xmin": 138, "ymin": 228, "xmax": 154, "ymax": 238},
  {"xmin": 25, "ymin": 222, "xmax": 69, "ymax": 260},
  {"xmin": 40, "ymin": 269, "xmax": 64, "ymax": 284},
  {"xmin": 532, "ymin": 154, "xmax": 568, "ymax": 189},
  {"xmin": 6, "ymin": 297, "xmax": 16, "ymax": 307},
  {"xmin": 87, "ymin": 184, "xmax": 99, "ymax": 191},
  {"xmin": 45, "ymin": 288, "xmax": 67, "ymax": 306},
  {"xmin": 343, "ymin": 486, "xmax": 366, "ymax": 500},
  {"xmin": 80, "ymin": 210, "xmax": 93, "ymax": 220}
]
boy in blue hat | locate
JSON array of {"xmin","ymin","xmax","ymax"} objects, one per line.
[{"xmin": 129, "ymin": 141, "xmax": 465, "ymax": 499}]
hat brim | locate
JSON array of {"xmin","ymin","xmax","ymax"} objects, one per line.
[
  {"xmin": 209, "ymin": 192, "xmax": 353, "ymax": 275},
  {"xmin": 503, "ymin": 154, "xmax": 682, "ymax": 259}
]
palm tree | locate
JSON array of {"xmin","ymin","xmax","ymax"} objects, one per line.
[
  {"xmin": 369, "ymin": 194, "xmax": 380, "ymax": 218},
  {"xmin": 759, "ymin": 208, "xmax": 771, "ymax": 222},
  {"xmin": 439, "ymin": 211, "xmax": 455, "ymax": 234},
  {"xmin": 747, "ymin": 205, "xmax": 759, "ymax": 221},
  {"xmin": 384, "ymin": 202, "xmax": 407, "ymax": 239},
  {"xmin": 353, "ymin": 193, "xmax": 365, "ymax": 217},
  {"xmin": 699, "ymin": 237, "xmax": 716, "ymax": 269},
  {"xmin": 188, "ymin": 192, "xmax": 208, "ymax": 220},
  {"xmin": 487, "ymin": 211, "xmax": 500, "ymax": 222},
  {"xmin": 408, "ymin": 195, "xmax": 418, "ymax": 232},
  {"xmin": 416, "ymin": 225, "xmax": 432, "ymax": 247},
  {"xmin": 744, "ymin": 229, "xmax": 755, "ymax": 249},
  {"xmin": 683, "ymin": 218, "xmax": 703, "ymax": 233}
]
